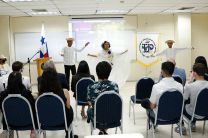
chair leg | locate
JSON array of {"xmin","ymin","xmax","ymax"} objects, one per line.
[
  {"xmin": 146, "ymin": 118, "xmax": 149, "ymax": 137},
  {"xmin": 90, "ymin": 122, "xmax": 93, "ymax": 135},
  {"xmin": 171, "ymin": 124, "xmax": 173, "ymax": 138},
  {"xmin": 152, "ymin": 124, "xmax": 155, "ymax": 138},
  {"xmin": 115, "ymin": 127, "xmax": 118, "ymax": 134},
  {"xmin": 129, "ymin": 100, "xmax": 131, "ymax": 117},
  {"xmin": 120, "ymin": 126, "xmax": 123, "ymax": 134},
  {"xmin": 179, "ymin": 123, "xmax": 183, "ymax": 137},
  {"xmin": 188, "ymin": 122, "xmax": 192, "ymax": 138},
  {"xmin": 16, "ymin": 131, "xmax": 19, "ymax": 138},
  {"xmin": 6, "ymin": 130, "xmax": 9, "ymax": 138},
  {"xmin": 203, "ymin": 121, "xmax": 206, "ymax": 135},
  {"xmin": 43, "ymin": 131, "xmax": 46, "ymax": 138},
  {"xmin": 133, "ymin": 104, "xmax": 135, "ymax": 124},
  {"xmin": 76, "ymin": 103, "xmax": 78, "ymax": 120}
]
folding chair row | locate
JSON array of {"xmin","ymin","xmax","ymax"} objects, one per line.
[
  {"xmin": 146, "ymin": 88, "xmax": 208, "ymax": 138},
  {"xmin": 2, "ymin": 92, "xmax": 74, "ymax": 138}
]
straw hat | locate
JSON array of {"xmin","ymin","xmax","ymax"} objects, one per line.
[
  {"xmin": 66, "ymin": 37, "xmax": 74, "ymax": 41},
  {"xmin": 165, "ymin": 40, "xmax": 175, "ymax": 43},
  {"xmin": 0, "ymin": 55, "xmax": 7, "ymax": 59}
]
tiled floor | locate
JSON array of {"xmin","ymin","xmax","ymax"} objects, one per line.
[{"xmin": 0, "ymin": 82, "xmax": 208, "ymax": 138}]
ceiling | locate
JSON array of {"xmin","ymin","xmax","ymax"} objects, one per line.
[{"xmin": 0, "ymin": 0, "xmax": 208, "ymax": 17}]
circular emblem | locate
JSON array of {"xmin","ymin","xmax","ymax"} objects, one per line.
[{"xmin": 139, "ymin": 38, "xmax": 156, "ymax": 58}]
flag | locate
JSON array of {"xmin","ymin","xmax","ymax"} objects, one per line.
[{"xmin": 40, "ymin": 24, "xmax": 49, "ymax": 58}]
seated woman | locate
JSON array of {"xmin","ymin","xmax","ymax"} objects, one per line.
[
  {"xmin": 87, "ymin": 61, "xmax": 119, "ymax": 135},
  {"xmin": 38, "ymin": 68, "xmax": 74, "ymax": 138},
  {"xmin": 71, "ymin": 60, "xmax": 95, "ymax": 119},
  {"xmin": 0, "ymin": 72, "xmax": 36, "ymax": 137},
  {"xmin": 38, "ymin": 60, "xmax": 69, "ymax": 91}
]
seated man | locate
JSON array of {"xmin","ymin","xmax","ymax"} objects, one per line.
[
  {"xmin": 142, "ymin": 61, "xmax": 183, "ymax": 130},
  {"xmin": 149, "ymin": 61, "xmax": 183, "ymax": 110},
  {"xmin": 4, "ymin": 61, "xmax": 31, "ymax": 90},
  {"xmin": 87, "ymin": 61, "xmax": 119, "ymax": 135},
  {"xmin": 159, "ymin": 58, "xmax": 186, "ymax": 85},
  {"xmin": 175, "ymin": 63, "xmax": 208, "ymax": 133}
]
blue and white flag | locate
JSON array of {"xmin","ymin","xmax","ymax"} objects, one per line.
[{"xmin": 40, "ymin": 24, "xmax": 49, "ymax": 58}]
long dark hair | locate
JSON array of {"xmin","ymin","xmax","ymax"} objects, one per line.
[
  {"xmin": 7, "ymin": 72, "xmax": 26, "ymax": 94},
  {"xmin": 77, "ymin": 60, "xmax": 90, "ymax": 75},
  {"xmin": 39, "ymin": 68, "xmax": 62, "ymax": 95}
]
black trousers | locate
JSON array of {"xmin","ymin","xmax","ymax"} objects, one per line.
[{"xmin": 64, "ymin": 65, "xmax": 76, "ymax": 85}]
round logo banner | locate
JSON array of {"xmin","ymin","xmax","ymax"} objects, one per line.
[{"xmin": 137, "ymin": 33, "xmax": 159, "ymax": 67}]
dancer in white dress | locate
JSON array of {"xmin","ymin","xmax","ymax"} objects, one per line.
[{"xmin": 88, "ymin": 41, "xmax": 130, "ymax": 88}]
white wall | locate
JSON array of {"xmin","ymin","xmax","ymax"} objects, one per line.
[
  {"xmin": 0, "ymin": 16, "xmax": 10, "ymax": 64},
  {"xmin": 191, "ymin": 14, "xmax": 208, "ymax": 63}
]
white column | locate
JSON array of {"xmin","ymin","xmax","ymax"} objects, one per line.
[{"xmin": 175, "ymin": 14, "xmax": 192, "ymax": 75}]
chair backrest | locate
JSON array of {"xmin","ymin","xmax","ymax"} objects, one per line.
[
  {"xmin": 2, "ymin": 94, "xmax": 36, "ymax": 130},
  {"xmin": 173, "ymin": 75, "xmax": 183, "ymax": 85},
  {"xmin": 94, "ymin": 91, "xmax": 123, "ymax": 129},
  {"xmin": 193, "ymin": 88, "xmax": 208, "ymax": 119},
  {"xmin": 76, "ymin": 78, "xmax": 94, "ymax": 103},
  {"xmin": 155, "ymin": 89, "xmax": 183, "ymax": 124},
  {"xmin": 135, "ymin": 77, "xmax": 154, "ymax": 100},
  {"xmin": 35, "ymin": 92, "xmax": 67, "ymax": 130}
]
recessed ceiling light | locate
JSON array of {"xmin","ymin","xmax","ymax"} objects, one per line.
[
  {"xmin": 31, "ymin": 11, "xmax": 58, "ymax": 15},
  {"xmin": 97, "ymin": 10, "xmax": 128, "ymax": 14}
]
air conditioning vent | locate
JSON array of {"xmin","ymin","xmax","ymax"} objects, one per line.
[
  {"xmin": 178, "ymin": 7, "xmax": 195, "ymax": 10},
  {"xmin": 32, "ymin": 9, "xmax": 47, "ymax": 12}
]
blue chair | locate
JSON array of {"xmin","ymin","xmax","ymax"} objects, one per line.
[
  {"xmin": 129, "ymin": 77, "xmax": 154, "ymax": 124},
  {"xmin": 147, "ymin": 89, "xmax": 184, "ymax": 138},
  {"xmin": 35, "ymin": 92, "xmax": 73, "ymax": 138},
  {"xmin": 173, "ymin": 75, "xmax": 183, "ymax": 85},
  {"xmin": 183, "ymin": 88, "xmax": 208, "ymax": 138},
  {"xmin": 76, "ymin": 78, "xmax": 94, "ymax": 119},
  {"xmin": 2, "ymin": 94, "xmax": 37, "ymax": 138},
  {"xmin": 91, "ymin": 91, "xmax": 123, "ymax": 135}
]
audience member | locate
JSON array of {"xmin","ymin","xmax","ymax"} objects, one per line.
[
  {"xmin": 189, "ymin": 56, "xmax": 208, "ymax": 82},
  {"xmin": 0, "ymin": 55, "xmax": 11, "ymax": 77},
  {"xmin": 175, "ymin": 63, "xmax": 208, "ymax": 134},
  {"xmin": 142, "ymin": 61, "xmax": 183, "ymax": 125},
  {"xmin": 71, "ymin": 60, "xmax": 95, "ymax": 119},
  {"xmin": 0, "ymin": 72, "xmax": 36, "ymax": 137},
  {"xmin": 38, "ymin": 68, "xmax": 75, "ymax": 138},
  {"xmin": 87, "ymin": 61, "xmax": 119, "ymax": 135},
  {"xmin": 38, "ymin": 60, "xmax": 69, "ymax": 91},
  {"xmin": 159, "ymin": 59, "xmax": 186, "ymax": 85},
  {"xmin": 12, "ymin": 61, "xmax": 31, "ymax": 89}
]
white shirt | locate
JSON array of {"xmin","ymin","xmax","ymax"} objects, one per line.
[
  {"xmin": 149, "ymin": 77, "xmax": 183, "ymax": 112},
  {"xmin": 156, "ymin": 47, "xmax": 189, "ymax": 60},
  {"xmin": 184, "ymin": 80, "xmax": 208, "ymax": 119},
  {"xmin": 22, "ymin": 76, "xmax": 31, "ymax": 90},
  {"xmin": 61, "ymin": 45, "xmax": 85, "ymax": 65},
  {"xmin": 98, "ymin": 50, "xmax": 114, "ymax": 64},
  {"xmin": 0, "ymin": 63, "xmax": 11, "ymax": 76},
  {"xmin": 0, "ymin": 77, "xmax": 5, "ymax": 92},
  {"xmin": 4, "ymin": 76, "xmax": 31, "ymax": 90}
]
